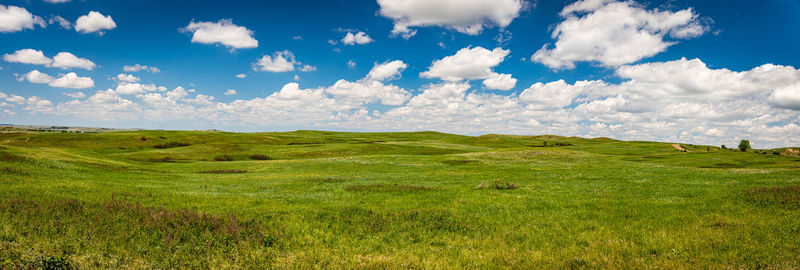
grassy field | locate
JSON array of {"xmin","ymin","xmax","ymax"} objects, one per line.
[{"xmin": 1, "ymin": 129, "xmax": 799, "ymax": 269}]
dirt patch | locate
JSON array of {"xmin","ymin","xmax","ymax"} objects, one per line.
[{"xmin": 672, "ymin": 144, "xmax": 687, "ymax": 151}]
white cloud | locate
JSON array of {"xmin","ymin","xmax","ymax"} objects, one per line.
[
  {"xmin": 347, "ymin": 60, "xmax": 356, "ymax": 69},
  {"xmin": 420, "ymin": 46, "xmax": 516, "ymax": 89},
  {"xmin": 3, "ymin": 49, "xmax": 95, "ymax": 70},
  {"xmin": 235, "ymin": 73, "xmax": 247, "ymax": 79},
  {"xmin": 533, "ymin": 0, "xmax": 708, "ymax": 69},
  {"xmin": 421, "ymin": 47, "xmax": 510, "ymax": 81},
  {"xmin": 299, "ymin": 64, "xmax": 317, "ymax": 72},
  {"xmin": 253, "ymin": 51, "xmax": 314, "ymax": 73},
  {"xmin": 48, "ymin": 15, "xmax": 71, "ymax": 29},
  {"xmin": 225, "ymin": 89, "xmax": 237, "ymax": 95},
  {"xmin": 341, "ymin": 32, "xmax": 374, "ymax": 45},
  {"xmin": 43, "ymin": 0, "xmax": 71, "ymax": 3},
  {"xmin": 482, "ymin": 73, "xmax": 517, "ymax": 90},
  {"xmin": 4, "ymin": 49, "xmax": 51, "ymax": 65},
  {"xmin": 0, "ymin": 5, "xmax": 46, "ymax": 33},
  {"xmin": 519, "ymin": 79, "xmax": 607, "ymax": 109},
  {"xmin": 50, "ymin": 52, "xmax": 96, "ymax": 70},
  {"xmin": 366, "ymin": 60, "xmax": 407, "ymax": 81},
  {"xmin": 115, "ymin": 83, "xmax": 160, "ymax": 95},
  {"xmin": 49, "ymin": 72, "xmax": 94, "ymax": 89},
  {"xmin": 116, "ymin": 73, "xmax": 140, "ymax": 83},
  {"xmin": 64, "ymin": 92, "xmax": 85, "ymax": 98},
  {"xmin": 770, "ymin": 83, "xmax": 800, "ymax": 110},
  {"xmin": 17, "ymin": 70, "xmax": 55, "ymax": 84},
  {"xmin": 181, "ymin": 19, "xmax": 258, "ymax": 50},
  {"xmin": 123, "ymin": 64, "xmax": 160, "ymax": 73},
  {"xmin": 377, "ymin": 0, "xmax": 526, "ymax": 38},
  {"xmin": 75, "ymin": 11, "xmax": 116, "ymax": 35}
]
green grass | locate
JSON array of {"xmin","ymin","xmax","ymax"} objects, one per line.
[{"xmin": 1, "ymin": 130, "xmax": 799, "ymax": 268}]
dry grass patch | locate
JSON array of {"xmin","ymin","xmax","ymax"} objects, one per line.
[
  {"xmin": 741, "ymin": 186, "xmax": 800, "ymax": 208},
  {"xmin": 345, "ymin": 184, "xmax": 434, "ymax": 192}
]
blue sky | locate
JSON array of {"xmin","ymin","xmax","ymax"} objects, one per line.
[{"xmin": 1, "ymin": 0, "xmax": 799, "ymax": 148}]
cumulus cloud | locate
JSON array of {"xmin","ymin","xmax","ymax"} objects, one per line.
[
  {"xmin": 421, "ymin": 46, "xmax": 517, "ymax": 90},
  {"xmin": 342, "ymin": 32, "xmax": 374, "ymax": 45},
  {"xmin": 17, "ymin": 70, "xmax": 55, "ymax": 84},
  {"xmin": 115, "ymin": 73, "xmax": 140, "ymax": 83},
  {"xmin": 366, "ymin": 60, "xmax": 407, "ymax": 81},
  {"xmin": 347, "ymin": 60, "xmax": 356, "ymax": 69},
  {"xmin": 225, "ymin": 89, "xmax": 237, "ymax": 95},
  {"xmin": 533, "ymin": 0, "xmax": 708, "ymax": 69},
  {"xmin": 75, "ymin": 11, "xmax": 116, "ymax": 35},
  {"xmin": 115, "ymin": 83, "xmax": 163, "ymax": 95},
  {"xmin": 254, "ymin": 51, "xmax": 295, "ymax": 72},
  {"xmin": 17, "ymin": 69, "xmax": 94, "ymax": 89},
  {"xmin": 181, "ymin": 19, "xmax": 258, "ymax": 50},
  {"xmin": 50, "ymin": 52, "xmax": 96, "ymax": 70},
  {"xmin": 4, "ymin": 49, "xmax": 52, "ymax": 65},
  {"xmin": 235, "ymin": 73, "xmax": 247, "ymax": 79},
  {"xmin": 482, "ymin": 73, "xmax": 517, "ymax": 91},
  {"xmin": 377, "ymin": 0, "xmax": 526, "ymax": 38},
  {"xmin": 0, "ymin": 5, "xmax": 46, "ymax": 33},
  {"xmin": 123, "ymin": 64, "xmax": 160, "ymax": 73},
  {"xmin": 3, "ymin": 49, "xmax": 95, "ymax": 70},
  {"xmin": 49, "ymin": 72, "xmax": 94, "ymax": 89},
  {"xmin": 253, "ymin": 51, "xmax": 315, "ymax": 73},
  {"xmin": 769, "ymin": 83, "xmax": 800, "ymax": 110}
]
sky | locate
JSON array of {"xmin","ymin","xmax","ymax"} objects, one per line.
[{"xmin": 1, "ymin": 0, "xmax": 799, "ymax": 148}]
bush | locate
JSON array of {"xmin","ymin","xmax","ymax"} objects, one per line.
[
  {"xmin": 214, "ymin": 155, "xmax": 234, "ymax": 161},
  {"xmin": 249, "ymin": 154, "xmax": 271, "ymax": 160},
  {"xmin": 140, "ymin": 136, "xmax": 147, "ymax": 141}
]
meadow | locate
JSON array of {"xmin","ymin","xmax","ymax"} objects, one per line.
[{"xmin": 1, "ymin": 129, "xmax": 799, "ymax": 269}]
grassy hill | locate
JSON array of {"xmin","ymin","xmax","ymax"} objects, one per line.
[{"xmin": 1, "ymin": 130, "xmax": 799, "ymax": 268}]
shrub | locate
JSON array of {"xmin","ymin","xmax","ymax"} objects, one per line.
[
  {"xmin": 140, "ymin": 136, "xmax": 147, "ymax": 141},
  {"xmin": 214, "ymin": 155, "xmax": 234, "ymax": 161},
  {"xmin": 721, "ymin": 145, "xmax": 727, "ymax": 149},
  {"xmin": 249, "ymin": 154, "xmax": 272, "ymax": 160},
  {"xmin": 39, "ymin": 256, "xmax": 71, "ymax": 270}
]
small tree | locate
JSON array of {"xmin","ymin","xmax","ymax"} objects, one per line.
[
  {"xmin": 721, "ymin": 145, "xmax": 727, "ymax": 149},
  {"xmin": 738, "ymin": 140, "xmax": 751, "ymax": 152}
]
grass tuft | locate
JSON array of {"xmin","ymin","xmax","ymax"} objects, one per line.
[{"xmin": 475, "ymin": 180, "xmax": 519, "ymax": 190}]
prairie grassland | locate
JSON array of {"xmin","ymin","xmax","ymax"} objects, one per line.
[{"xmin": 1, "ymin": 130, "xmax": 799, "ymax": 269}]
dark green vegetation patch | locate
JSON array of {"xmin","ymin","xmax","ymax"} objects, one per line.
[{"xmin": 741, "ymin": 186, "xmax": 800, "ymax": 209}]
